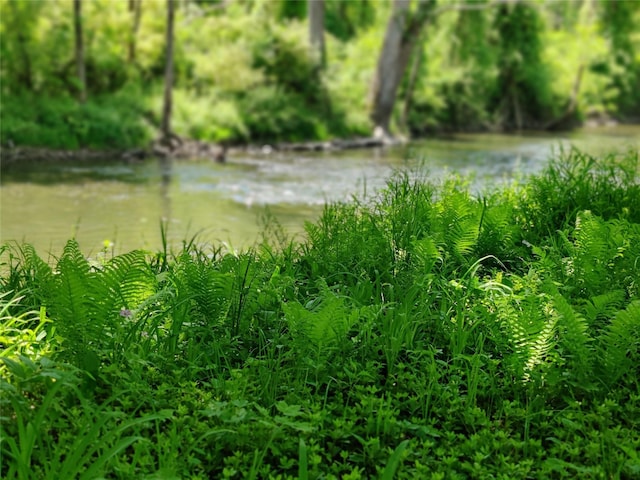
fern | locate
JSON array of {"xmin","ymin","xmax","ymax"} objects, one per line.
[
  {"xmin": 173, "ymin": 251, "xmax": 233, "ymax": 327},
  {"xmin": 556, "ymin": 212, "xmax": 640, "ymax": 301},
  {"xmin": 431, "ymin": 185, "xmax": 481, "ymax": 265},
  {"xmin": 598, "ymin": 300, "xmax": 640, "ymax": 387},
  {"xmin": 283, "ymin": 281, "xmax": 355, "ymax": 351},
  {"xmin": 570, "ymin": 211, "xmax": 610, "ymax": 296},
  {"xmin": 94, "ymin": 251, "xmax": 156, "ymax": 314},
  {"xmin": 523, "ymin": 301, "xmax": 559, "ymax": 383},
  {"xmin": 51, "ymin": 240, "xmax": 95, "ymax": 360},
  {"xmin": 411, "ymin": 236, "xmax": 440, "ymax": 275},
  {"xmin": 495, "ymin": 285, "xmax": 558, "ymax": 382},
  {"xmin": 87, "ymin": 250, "xmax": 157, "ymax": 360},
  {"xmin": 548, "ymin": 289, "xmax": 593, "ymax": 385},
  {"xmin": 29, "ymin": 241, "xmax": 162, "ymax": 370},
  {"xmin": 582, "ymin": 290, "xmax": 626, "ymax": 326},
  {"xmin": 497, "ymin": 290, "xmax": 550, "ymax": 381},
  {"xmin": 475, "ymin": 195, "xmax": 516, "ymax": 261}
]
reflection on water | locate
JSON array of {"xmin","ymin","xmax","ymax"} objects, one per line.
[{"xmin": 1, "ymin": 126, "xmax": 638, "ymax": 255}]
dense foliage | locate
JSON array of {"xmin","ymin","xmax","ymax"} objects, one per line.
[
  {"xmin": 2, "ymin": 149, "xmax": 639, "ymax": 478},
  {"xmin": 1, "ymin": 0, "xmax": 639, "ymax": 149}
]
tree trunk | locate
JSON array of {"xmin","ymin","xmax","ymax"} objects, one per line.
[
  {"xmin": 73, "ymin": 0, "xmax": 86, "ymax": 103},
  {"xmin": 161, "ymin": 0, "xmax": 175, "ymax": 141},
  {"xmin": 401, "ymin": 34, "xmax": 424, "ymax": 132},
  {"xmin": 369, "ymin": 0, "xmax": 435, "ymax": 137},
  {"xmin": 544, "ymin": 64, "xmax": 584, "ymax": 130},
  {"xmin": 16, "ymin": 32, "xmax": 33, "ymax": 90},
  {"xmin": 308, "ymin": 0, "xmax": 325, "ymax": 67},
  {"xmin": 128, "ymin": 0, "xmax": 143, "ymax": 64}
]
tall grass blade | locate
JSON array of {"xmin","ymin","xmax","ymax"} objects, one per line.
[{"xmin": 380, "ymin": 439, "xmax": 410, "ymax": 480}]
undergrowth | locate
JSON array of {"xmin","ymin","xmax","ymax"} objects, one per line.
[
  {"xmin": 0, "ymin": 91, "xmax": 154, "ymax": 150},
  {"xmin": 1, "ymin": 149, "xmax": 639, "ymax": 479}
]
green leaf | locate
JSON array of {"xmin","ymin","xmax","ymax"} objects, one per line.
[{"xmin": 380, "ymin": 440, "xmax": 410, "ymax": 480}]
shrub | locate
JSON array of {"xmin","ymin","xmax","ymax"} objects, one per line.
[{"xmin": 0, "ymin": 91, "xmax": 153, "ymax": 150}]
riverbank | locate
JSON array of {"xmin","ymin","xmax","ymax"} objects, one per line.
[
  {"xmin": 4, "ymin": 112, "xmax": 637, "ymax": 170},
  {"xmin": 0, "ymin": 133, "xmax": 404, "ymax": 169},
  {"xmin": 2, "ymin": 126, "xmax": 635, "ymax": 261}
]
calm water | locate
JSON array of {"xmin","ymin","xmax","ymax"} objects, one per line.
[{"xmin": 1, "ymin": 125, "xmax": 638, "ymax": 256}]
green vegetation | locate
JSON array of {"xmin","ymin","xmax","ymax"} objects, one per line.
[
  {"xmin": 1, "ymin": 0, "xmax": 639, "ymax": 149},
  {"xmin": 2, "ymin": 149, "xmax": 639, "ymax": 478}
]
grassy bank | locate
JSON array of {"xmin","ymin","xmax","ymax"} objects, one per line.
[
  {"xmin": 0, "ymin": 90, "xmax": 155, "ymax": 150},
  {"xmin": 1, "ymin": 149, "xmax": 639, "ymax": 479}
]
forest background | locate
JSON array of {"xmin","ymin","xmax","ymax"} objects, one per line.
[{"xmin": 1, "ymin": 0, "xmax": 639, "ymax": 151}]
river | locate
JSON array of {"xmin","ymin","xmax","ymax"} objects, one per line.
[{"xmin": 1, "ymin": 125, "xmax": 638, "ymax": 257}]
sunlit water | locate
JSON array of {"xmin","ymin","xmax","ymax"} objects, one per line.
[{"xmin": 1, "ymin": 125, "xmax": 638, "ymax": 256}]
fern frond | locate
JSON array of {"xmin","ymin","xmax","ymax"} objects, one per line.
[
  {"xmin": 549, "ymin": 291, "xmax": 593, "ymax": 382},
  {"xmin": 432, "ymin": 188, "xmax": 481, "ymax": 263},
  {"xmin": 598, "ymin": 300, "xmax": 640, "ymax": 387},
  {"xmin": 93, "ymin": 250, "xmax": 156, "ymax": 317},
  {"xmin": 494, "ymin": 276, "xmax": 562, "ymax": 383},
  {"xmin": 176, "ymin": 252, "xmax": 233, "ymax": 325},
  {"xmin": 570, "ymin": 211, "xmax": 611, "ymax": 295},
  {"xmin": 52, "ymin": 240, "xmax": 95, "ymax": 360},
  {"xmin": 475, "ymin": 195, "xmax": 516, "ymax": 260},
  {"xmin": 582, "ymin": 290, "xmax": 626, "ymax": 326},
  {"xmin": 411, "ymin": 236, "xmax": 440, "ymax": 274},
  {"xmin": 22, "ymin": 244, "xmax": 55, "ymax": 288},
  {"xmin": 522, "ymin": 299, "xmax": 559, "ymax": 382},
  {"xmin": 283, "ymin": 282, "xmax": 354, "ymax": 350}
]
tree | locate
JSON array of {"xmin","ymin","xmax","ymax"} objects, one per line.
[
  {"xmin": 73, "ymin": 0, "xmax": 86, "ymax": 103},
  {"xmin": 128, "ymin": 0, "xmax": 143, "ymax": 64},
  {"xmin": 308, "ymin": 0, "xmax": 325, "ymax": 67},
  {"xmin": 491, "ymin": 1, "xmax": 551, "ymax": 130},
  {"xmin": 369, "ymin": 0, "xmax": 436, "ymax": 137},
  {"xmin": 3, "ymin": 0, "xmax": 41, "ymax": 92},
  {"xmin": 161, "ymin": 0, "xmax": 175, "ymax": 141},
  {"xmin": 599, "ymin": 0, "xmax": 640, "ymax": 117}
]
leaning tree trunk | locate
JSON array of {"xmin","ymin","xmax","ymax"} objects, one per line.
[
  {"xmin": 73, "ymin": 0, "xmax": 86, "ymax": 103},
  {"xmin": 308, "ymin": 0, "xmax": 326, "ymax": 68},
  {"xmin": 161, "ymin": 0, "xmax": 175, "ymax": 142},
  {"xmin": 370, "ymin": 0, "xmax": 435, "ymax": 137}
]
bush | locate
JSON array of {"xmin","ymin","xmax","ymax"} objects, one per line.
[
  {"xmin": 0, "ymin": 90, "xmax": 153, "ymax": 149},
  {"xmin": 239, "ymin": 85, "xmax": 328, "ymax": 142},
  {"xmin": 171, "ymin": 89, "xmax": 249, "ymax": 143}
]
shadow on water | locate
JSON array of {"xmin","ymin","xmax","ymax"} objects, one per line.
[
  {"xmin": 1, "ymin": 158, "xmax": 158, "ymax": 185},
  {"xmin": 1, "ymin": 126, "xmax": 638, "ymax": 255}
]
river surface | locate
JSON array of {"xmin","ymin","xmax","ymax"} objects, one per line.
[{"xmin": 1, "ymin": 125, "xmax": 638, "ymax": 257}]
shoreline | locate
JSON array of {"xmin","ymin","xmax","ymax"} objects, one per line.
[
  {"xmin": 0, "ymin": 135, "xmax": 400, "ymax": 168},
  {"xmin": 2, "ymin": 116, "xmax": 637, "ymax": 169}
]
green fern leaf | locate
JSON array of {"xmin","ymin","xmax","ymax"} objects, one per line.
[
  {"xmin": 582, "ymin": 290, "xmax": 626, "ymax": 326},
  {"xmin": 549, "ymin": 290, "xmax": 593, "ymax": 382},
  {"xmin": 93, "ymin": 250, "xmax": 156, "ymax": 317},
  {"xmin": 599, "ymin": 300, "xmax": 640, "ymax": 386},
  {"xmin": 52, "ymin": 240, "xmax": 95, "ymax": 360},
  {"xmin": 283, "ymin": 282, "xmax": 354, "ymax": 349},
  {"xmin": 432, "ymin": 188, "xmax": 481, "ymax": 263}
]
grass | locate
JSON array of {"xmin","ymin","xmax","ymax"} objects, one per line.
[{"xmin": 1, "ymin": 148, "xmax": 639, "ymax": 479}]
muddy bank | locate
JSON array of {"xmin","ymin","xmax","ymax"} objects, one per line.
[
  {"xmin": 1, "ymin": 134, "xmax": 401, "ymax": 169},
  {"xmin": 0, "ymin": 138, "xmax": 225, "ymax": 168}
]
